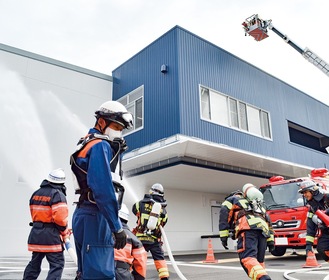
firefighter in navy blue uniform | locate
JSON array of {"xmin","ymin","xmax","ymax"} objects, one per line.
[
  {"xmin": 115, "ymin": 204, "xmax": 147, "ymax": 280},
  {"xmin": 132, "ymin": 183, "xmax": 169, "ymax": 280},
  {"xmin": 70, "ymin": 100, "xmax": 133, "ymax": 280},
  {"xmin": 23, "ymin": 168, "xmax": 69, "ymax": 280},
  {"xmin": 298, "ymin": 180, "xmax": 329, "ymax": 262},
  {"xmin": 219, "ymin": 184, "xmax": 274, "ymax": 280}
]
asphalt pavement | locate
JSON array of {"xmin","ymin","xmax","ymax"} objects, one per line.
[{"xmin": 1, "ymin": 250, "xmax": 329, "ymax": 280}]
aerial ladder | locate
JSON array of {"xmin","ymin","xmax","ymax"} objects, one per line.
[{"xmin": 242, "ymin": 14, "xmax": 329, "ymax": 77}]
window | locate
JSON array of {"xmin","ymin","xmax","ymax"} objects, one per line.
[
  {"xmin": 211, "ymin": 90, "xmax": 228, "ymax": 124},
  {"xmin": 200, "ymin": 87, "xmax": 210, "ymax": 120},
  {"xmin": 247, "ymin": 106, "xmax": 261, "ymax": 135},
  {"xmin": 288, "ymin": 121, "xmax": 329, "ymax": 153},
  {"xmin": 118, "ymin": 85, "xmax": 144, "ymax": 134},
  {"xmin": 239, "ymin": 102, "xmax": 248, "ymax": 131},
  {"xmin": 229, "ymin": 98, "xmax": 238, "ymax": 128},
  {"xmin": 260, "ymin": 111, "xmax": 271, "ymax": 138},
  {"xmin": 200, "ymin": 85, "xmax": 272, "ymax": 139}
]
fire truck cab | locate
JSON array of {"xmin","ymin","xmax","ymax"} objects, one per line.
[{"xmin": 259, "ymin": 168, "xmax": 329, "ymax": 256}]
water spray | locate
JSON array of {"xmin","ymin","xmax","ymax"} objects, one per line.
[{"xmin": 0, "ymin": 65, "xmax": 53, "ymax": 188}]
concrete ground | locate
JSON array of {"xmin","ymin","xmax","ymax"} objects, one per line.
[{"xmin": 1, "ymin": 250, "xmax": 329, "ymax": 280}]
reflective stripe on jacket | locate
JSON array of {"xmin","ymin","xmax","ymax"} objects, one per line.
[
  {"xmin": 27, "ymin": 180, "xmax": 68, "ymax": 252},
  {"xmin": 115, "ymin": 224, "xmax": 147, "ymax": 279},
  {"xmin": 305, "ymin": 193, "xmax": 329, "ymax": 245},
  {"xmin": 132, "ymin": 194, "xmax": 168, "ymax": 243},
  {"xmin": 219, "ymin": 195, "xmax": 273, "ymax": 240}
]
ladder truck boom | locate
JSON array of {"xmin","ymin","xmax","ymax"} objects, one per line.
[{"xmin": 242, "ymin": 14, "xmax": 329, "ymax": 77}]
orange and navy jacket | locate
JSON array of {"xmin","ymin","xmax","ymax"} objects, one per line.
[
  {"xmin": 115, "ymin": 223, "xmax": 147, "ymax": 280},
  {"xmin": 219, "ymin": 194, "xmax": 274, "ymax": 243},
  {"xmin": 27, "ymin": 180, "xmax": 69, "ymax": 253},
  {"xmin": 305, "ymin": 192, "xmax": 329, "ymax": 245},
  {"xmin": 132, "ymin": 194, "xmax": 168, "ymax": 244}
]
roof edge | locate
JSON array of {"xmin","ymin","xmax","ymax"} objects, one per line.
[{"xmin": 0, "ymin": 42, "xmax": 112, "ymax": 81}]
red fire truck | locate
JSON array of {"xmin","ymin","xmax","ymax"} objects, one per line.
[{"xmin": 259, "ymin": 168, "xmax": 329, "ymax": 256}]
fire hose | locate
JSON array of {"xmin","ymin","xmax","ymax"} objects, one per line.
[
  {"xmin": 283, "ymin": 267, "xmax": 329, "ymax": 280},
  {"xmin": 65, "ymin": 225, "xmax": 189, "ymax": 280},
  {"xmin": 64, "ymin": 238, "xmax": 78, "ymax": 265},
  {"xmin": 160, "ymin": 225, "xmax": 188, "ymax": 280},
  {"xmin": 283, "ymin": 210, "xmax": 329, "ymax": 280},
  {"xmin": 64, "ymin": 229, "xmax": 77, "ymax": 265}
]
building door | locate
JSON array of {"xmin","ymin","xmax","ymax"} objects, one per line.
[{"xmin": 211, "ymin": 206, "xmax": 221, "ymax": 234}]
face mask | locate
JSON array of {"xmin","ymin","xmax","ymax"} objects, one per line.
[{"xmin": 104, "ymin": 127, "xmax": 122, "ymax": 141}]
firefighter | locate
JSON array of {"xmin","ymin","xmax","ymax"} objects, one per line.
[
  {"xmin": 115, "ymin": 204, "xmax": 147, "ymax": 280},
  {"xmin": 219, "ymin": 184, "xmax": 274, "ymax": 280},
  {"xmin": 70, "ymin": 100, "xmax": 133, "ymax": 279},
  {"xmin": 23, "ymin": 168, "xmax": 69, "ymax": 280},
  {"xmin": 132, "ymin": 183, "xmax": 169, "ymax": 280},
  {"xmin": 298, "ymin": 180, "xmax": 329, "ymax": 261}
]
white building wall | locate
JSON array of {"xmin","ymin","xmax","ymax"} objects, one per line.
[
  {"xmin": 0, "ymin": 46, "xmax": 231, "ymax": 256},
  {"xmin": 124, "ymin": 187, "xmax": 228, "ymax": 254},
  {"xmin": 0, "ymin": 47, "xmax": 113, "ymax": 256}
]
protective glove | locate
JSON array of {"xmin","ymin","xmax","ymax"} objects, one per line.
[
  {"xmin": 267, "ymin": 241, "xmax": 275, "ymax": 253},
  {"xmin": 113, "ymin": 229, "xmax": 127, "ymax": 249},
  {"xmin": 305, "ymin": 244, "xmax": 313, "ymax": 254},
  {"xmin": 220, "ymin": 237, "xmax": 229, "ymax": 250}
]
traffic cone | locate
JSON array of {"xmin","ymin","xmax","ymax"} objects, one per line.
[
  {"xmin": 203, "ymin": 239, "xmax": 218, "ymax": 263},
  {"xmin": 302, "ymin": 251, "xmax": 321, "ymax": 268}
]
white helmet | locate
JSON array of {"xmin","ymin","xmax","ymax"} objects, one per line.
[
  {"xmin": 298, "ymin": 180, "xmax": 318, "ymax": 194},
  {"xmin": 242, "ymin": 183, "xmax": 263, "ymax": 201},
  {"xmin": 150, "ymin": 183, "xmax": 164, "ymax": 196},
  {"xmin": 118, "ymin": 203, "xmax": 129, "ymax": 222},
  {"xmin": 95, "ymin": 101, "xmax": 133, "ymax": 129},
  {"xmin": 48, "ymin": 168, "xmax": 65, "ymax": 184}
]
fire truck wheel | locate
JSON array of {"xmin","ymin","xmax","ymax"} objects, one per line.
[{"xmin": 270, "ymin": 246, "xmax": 286, "ymax": 257}]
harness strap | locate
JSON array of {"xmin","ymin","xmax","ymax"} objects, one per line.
[{"xmin": 71, "ymin": 133, "xmax": 126, "ymax": 206}]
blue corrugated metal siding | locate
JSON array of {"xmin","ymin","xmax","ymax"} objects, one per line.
[
  {"xmin": 113, "ymin": 26, "xmax": 329, "ymax": 168},
  {"xmin": 176, "ymin": 29, "xmax": 276, "ymax": 149},
  {"xmin": 112, "ymin": 28, "xmax": 181, "ymax": 149},
  {"xmin": 174, "ymin": 27, "xmax": 329, "ymax": 167}
]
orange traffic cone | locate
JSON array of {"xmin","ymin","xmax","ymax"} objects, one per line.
[
  {"xmin": 203, "ymin": 239, "xmax": 218, "ymax": 263},
  {"xmin": 302, "ymin": 251, "xmax": 321, "ymax": 268}
]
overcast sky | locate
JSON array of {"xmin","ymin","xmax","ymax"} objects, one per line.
[{"xmin": 0, "ymin": 0, "xmax": 328, "ymax": 105}]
